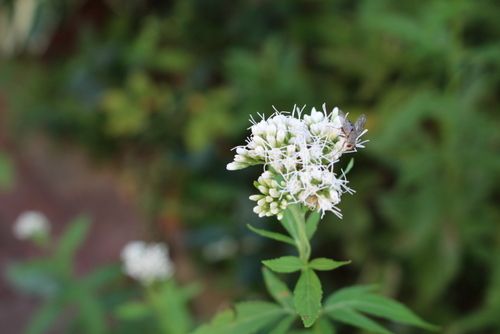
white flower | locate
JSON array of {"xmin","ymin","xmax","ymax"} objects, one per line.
[
  {"xmin": 227, "ymin": 104, "xmax": 366, "ymax": 218},
  {"xmin": 13, "ymin": 211, "xmax": 50, "ymax": 240},
  {"xmin": 121, "ymin": 241, "xmax": 174, "ymax": 285}
]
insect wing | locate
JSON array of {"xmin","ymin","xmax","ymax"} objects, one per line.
[
  {"xmin": 354, "ymin": 114, "xmax": 366, "ymax": 133},
  {"xmin": 339, "ymin": 111, "xmax": 354, "ymax": 134}
]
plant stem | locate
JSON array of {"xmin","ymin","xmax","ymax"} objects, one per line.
[
  {"xmin": 288, "ymin": 205, "xmax": 311, "ymax": 263},
  {"xmin": 146, "ymin": 283, "xmax": 170, "ymax": 334}
]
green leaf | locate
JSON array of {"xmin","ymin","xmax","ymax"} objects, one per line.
[
  {"xmin": 56, "ymin": 216, "xmax": 91, "ymax": 266},
  {"xmin": 294, "ymin": 269, "xmax": 322, "ymax": 328},
  {"xmin": 193, "ymin": 301, "xmax": 288, "ymax": 334},
  {"xmin": 269, "ymin": 315, "xmax": 296, "ymax": 334},
  {"xmin": 342, "ymin": 294, "xmax": 436, "ymax": 330},
  {"xmin": 247, "ymin": 224, "xmax": 295, "ymax": 246},
  {"xmin": 309, "ymin": 258, "xmax": 351, "ymax": 271},
  {"xmin": 263, "ymin": 256, "xmax": 304, "ymax": 273},
  {"xmin": 181, "ymin": 282, "xmax": 203, "ymax": 300},
  {"xmin": 81, "ymin": 264, "xmax": 121, "ymax": 290},
  {"xmin": 147, "ymin": 280, "xmax": 194, "ymax": 334},
  {"xmin": 343, "ymin": 158, "xmax": 354, "ymax": 175},
  {"xmin": 75, "ymin": 288, "xmax": 106, "ymax": 334},
  {"xmin": 326, "ymin": 285, "xmax": 378, "ymax": 300},
  {"xmin": 263, "ymin": 267, "xmax": 294, "ymax": 310},
  {"xmin": 324, "ymin": 285, "xmax": 437, "ymax": 332},
  {"xmin": 26, "ymin": 299, "xmax": 62, "ymax": 334},
  {"xmin": 115, "ymin": 302, "xmax": 150, "ymax": 320},
  {"xmin": 312, "ymin": 318, "xmax": 336, "ymax": 334},
  {"xmin": 305, "ymin": 211, "xmax": 320, "ymax": 240},
  {"xmin": 6, "ymin": 260, "xmax": 60, "ymax": 297},
  {"xmin": 211, "ymin": 309, "xmax": 235, "ymax": 325},
  {"xmin": 327, "ymin": 308, "xmax": 392, "ymax": 334}
]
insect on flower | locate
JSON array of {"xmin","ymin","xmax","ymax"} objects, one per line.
[{"xmin": 339, "ymin": 112, "xmax": 367, "ymax": 150}]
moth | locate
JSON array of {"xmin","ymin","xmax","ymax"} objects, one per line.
[{"xmin": 339, "ymin": 112, "xmax": 366, "ymax": 150}]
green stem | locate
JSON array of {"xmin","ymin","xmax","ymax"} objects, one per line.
[
  {"xmin": 288, "ymin": 205, "xmax": 311, "ymax": 262},
  {"xmin": 146, "ymin": 283, "xmax": 171, "ymax": 334}
]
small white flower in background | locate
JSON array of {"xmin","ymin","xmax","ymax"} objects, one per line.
[
  {"xmin": 13, "ymin": 211, "xmax": 50, "ymax": 240},
  {"xmin": 121, "ymin": 241, "xmax": 174, "ymax": 285},
  {"xmin": 227, "ymin": 104, "xmax": 367, "ymax": 219}
]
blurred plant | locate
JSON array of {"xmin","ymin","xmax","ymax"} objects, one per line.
[
  {"xmin": 0, "ymin": 151, "xmax": 14, "ymax": 190},
  {"xmin": 195, "ymin": 105, "xmax": 435, "ymax": 333},
  {"xmin": 115, "ymin": 241, "xmax": 197, "ymax": 334},
  {"xmin": 7, "ymin": 216, "xmax": 199, "ymax": 334},
  {"xmin": 7, "ymin": 215, "xmax": 117, "ymax": 334},
  {"xmin": 12, "ymin": 211, "xmax": 50, "ymax": 245}
]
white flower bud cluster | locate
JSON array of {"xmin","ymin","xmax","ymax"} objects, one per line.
[
  {"xmin": 121, "ymin": 241, "xmax": 174, "ymax": 285},
  {"xmin": 13, "ymin": 211, "xmax": 50, "ymax": 240},
  {"xmin": 250, "ymin": 171, "xmax": 292, "ymax": 220},
  {"xmin": 227, "ymin": 104, "xmax": 366, "ymax": 219}
]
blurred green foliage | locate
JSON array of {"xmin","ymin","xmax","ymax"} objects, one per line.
[
  {"xmin": 1, "ymin": 0, "xmax": 500, "ymax": 333},
  {"xmin": 7, "ymin": 217, "xmax": 115, "ymax": 334},
  {"xmin": 0, "ymin": 151, "xmax": 14, "ymax": 189},
  {"xmin": 7, "ymin": 216, "xmax": 197, "ymax": 334}
]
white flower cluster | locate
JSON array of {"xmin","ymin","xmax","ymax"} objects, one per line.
[
  {"xmin": 227, "ymin": 105, "xmax": 367, "ymax": 219},
  {"xmin": 121, "ymin": 241, "xmax": 174, "ymax": 285},
  {"xmin": 13, "ymin": 211, "xmax": 50, "ymax": 240}
]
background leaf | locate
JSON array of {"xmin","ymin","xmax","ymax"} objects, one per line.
[
  {"xmin": 324, "ymin": 285, "xmax": 436, "ymax": 332},
  {"xmin": 193, "ymin": 301, "xmax": 288, "ymax": 334},
  {"xmin": 55, "ymin": 216, "xmax": 91, "ymax": 271},
  {"xmin": 115, "ymin": 302, "xmax": 150, "ymax": 321},
  {"xmin": 0, "ymin": 152, "xmax": 14, "ymax": 190},
  {"xmin": 263, "ymin": 268, "xmax": 294, "ymax": 310}
]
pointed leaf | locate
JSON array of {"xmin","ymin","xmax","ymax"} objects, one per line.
[
  {"xmin": 327, "ymin": 308, "xmax": 392, "ymax": 334},
  {"xmin": 269, "ymin": 315, "xmax": 296, "ymax": 334},
  {"xmin": 343, "ymin": 158, "xmax": 354, "ymax": 175},
  {"xmin": 115, "ymin": 302, "xmax": 150, "ymax": 320},
  {"xmin": 75, "ymin": 288, "xmax": 106, "ymax": 334},
  {"xmin": 263, "ymin": 268, "xmax": 294, "ymax": 310},
  {"xmin": 309, "ymin": 258, "xmax": 351, "ymax": 271},
  {"xmin": 211, "ymin": 309, "xmax": 235, "ymax": 325},
  {"xmin": 247, "ymin": 224, "xmax": 295, "ymax": 246},
  {"xmin": 56, "ymin": 216, "xmax": 91, "ymax": 264},
  {"xmin": 325, "ymin": 285, "xmax": 437, "ymax": 332},
  {"xmin": 326, "ymin": 285, "xmax": 378, "ymax": 303},
  {"xmin": 312, "ymin": 318, "xmax": 336, "ymax": 334},
  {"xmin": 263, "ymin": 256, "xmax": 304, "ymax": 273},
  {"xmin": 345, "ymin": 294, "xmax": 436, "ymax": 330},
  {"xmin": 6, "ymin": 260, "xmax": 59, "ymax": 297},
  {"xmin": 81, "ymin": 265, "xmax": 121, "ymax": 290},
  {"xmin": 193, "ymin": 301, "xmax": 287, "ymax": 334},
  {"xmin": 26, "ymin": 299, "xmax": 62, "ymax": 334},
  {"xmin": 294, "ymin": 269, "xmax": 322, "ymax": 328}
]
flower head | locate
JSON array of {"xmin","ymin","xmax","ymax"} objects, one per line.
[
  {"xmin": 121, "ymin": 241, "xmax": 174, "ymax": 285},
  {"xmin": 227, "ymin": 104, "xmax": 367, "ymax": 219},
  {"xmin": 13, "ymin": 211, "xmax": 50, "ymax": 240}
]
